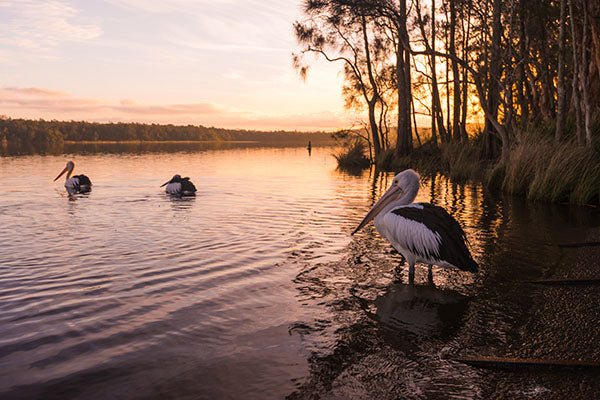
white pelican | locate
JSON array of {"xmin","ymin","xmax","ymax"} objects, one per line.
[
  {"xmin": 53, "ymin": 160, "xmax": 92, "ymax": 194},
  {"xmin": 353, "ymin": 169, "xmax": 478, "ymax": 283},
  {"xmin": 160, "ymin": 175, "xmax": 197, "ymax": 196}
]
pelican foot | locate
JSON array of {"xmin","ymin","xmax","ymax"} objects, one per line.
[{"xmin": 393, "ymin": 265, "xmax": 404, "ymax": 283}]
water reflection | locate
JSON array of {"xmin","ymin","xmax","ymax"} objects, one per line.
[
  {"xmin": 373, "ymin": 284, "xmax": 469, "ymax": 339},
  {"xmin": 0, "ymin": 140, "xmax": 330, "ymax": 157},
  {"xmin": 1, "ymin": 145, "xmax": 600, "ymax": 399},
  {"xmin": 166, "ymin": 195, "xmax": 196, "ymax": 212},
  {"xmin": 289, "ymin": 165, "xmax": 600, "ymax": 399}
]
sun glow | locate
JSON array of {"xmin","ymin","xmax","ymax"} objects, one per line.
[{"xmin": 0, "ymin": 0, "xmax": 358, "ymax": 131}]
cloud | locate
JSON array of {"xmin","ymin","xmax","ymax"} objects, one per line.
[
  {"xmin": 0, "ymin": 86, "xmax": 351, "ymax": 131},
  {"xmin": 105, "ymin": 0, "xmax": 297, "ymax": 52},
  {"xmin": 112, "ymin": 103, "xmax": 221, "ymax": 115},
  {"xmin": 0, "ymin": 1, "xmax": 102, "ymax": 51},
  {"xmin": 1, "ymin": 86, "xmax": 66, "ymax": 97}
]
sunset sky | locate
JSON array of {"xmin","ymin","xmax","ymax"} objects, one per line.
[{"xmin": 0, "ymin": 0, "xmax": 355, "ymax": 131}]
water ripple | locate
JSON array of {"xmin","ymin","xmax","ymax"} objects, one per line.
[{"xmin": 1, "ymin": 148, "xmax": 600, "ymax": 399}]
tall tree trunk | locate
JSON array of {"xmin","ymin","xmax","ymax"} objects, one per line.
[
  {"xmin": 405, "ymin": 38, "xmax": 413, "ymax": 148},
  {"xmin": 569, "ymin": 0, "xmax": 583, "ymax": 144},
  {"xmin": 444, "ymin": 9, "xmax": 451, "ymax": 140},
  {"xmin": 504, "ymin": 0, "xmax": 517, "ymax": 132},
  {"xmin": 431, "ymin": 0, "xmax": 447, "ymax": 144},
  {"xmin": 482, "ymin": 0, "xmax": 502, "ymax": 159},
  {"xmin": 411, "ymin": 96, "xmax": 422, "ymax": 146},
  {"xmin": 555, "ymin": 0, "xmax": 567, "ymax": 142},
  {"xmin": 581, "ymin": 0, "xmax": 592, "ymax": 145},
  {"xmin": 431, "ymin": 0, "xmax": 438, "ymax": 147},
  {"xmin": 395, "ymin": 0, "xmax": 413, "ymax": 156},
  {"xmin": 517, "ymin": 0, "xmax": 529, "ymax": 130},
  {"xmin": 587, "ymin": 0, "xmax": 600, "ymax": 102},
  {"xmin": 460, "ymin": 1, "xmax": 471, "ymax": 141},
  {"xmin": 414, "ymin": 0, "xmax": 444, "ymax": 147},
  {"xmin": 450, "ymin": 0, "xmax": 462, "ymax": 141},
  {"xmin": 539, "ymin": 26, "xmax": 556, "ymax": 120},
  {"xmin": 361, "ymin": 15, "xmax": 382, "ymax": 156}
]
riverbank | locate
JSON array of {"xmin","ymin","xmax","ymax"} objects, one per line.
[
  {"xmin": 0, "ymin": 117, "xmax": 336, "ymax": 148},
  {"xmin": 340, "ymin": 138, "xmax": 600, "ymax": 206}
]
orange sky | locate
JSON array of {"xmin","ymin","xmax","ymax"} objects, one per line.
[{"xmin": 0, "ymin": 0, "xmax": 359, "ymax": 131}]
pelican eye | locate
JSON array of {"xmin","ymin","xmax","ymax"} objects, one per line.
[{"xmin": 394, "ymin": 180, "xmax": 398, "ymax": 184}]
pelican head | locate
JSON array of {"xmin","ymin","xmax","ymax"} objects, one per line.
[
  {"xmin": 160, "ymin": 174, "xmax": 181, "ymax": 187},
  {"xmin": 352, "ymin": 169, "xmax": 420, "ymax": 235},
  {"xmin": 54, "ymin": 160, "xmax": 75, "ymax": 181}
]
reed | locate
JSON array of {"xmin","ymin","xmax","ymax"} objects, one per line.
[
  {"xmin": 333, "ymin": 139, "xmax": 371, "ymax": 169},
  {"xmin": 440, "ymin": 142, "xmax": 483, "ymax": 182},
  {"xmin": 524, "ymin": 142, "xmax": 600, "ymax": 204}
]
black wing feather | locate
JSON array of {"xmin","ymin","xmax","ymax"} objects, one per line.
[
  {"xmin": 180, "ymin": 178, "xmax": 197, "ymax": 194},
  {"xmin": 74, "ymin": 174, "xmax": 92, "ymax": 186},
  {"xmin": 391, "ymin": 203, "xmax": 478, "ymax": 272}
]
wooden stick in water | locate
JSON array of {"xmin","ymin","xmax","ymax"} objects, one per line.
[
  {"xmin": 454, "ymin": 356, "xmax": 600, "ymax": 369},
  {"xmin": 558, "ymin": 241, "xmax": 600, "ymax": 248},
  {"xmin": 528, "ymin": 278, "xmax": 600, "ymax": 286}
]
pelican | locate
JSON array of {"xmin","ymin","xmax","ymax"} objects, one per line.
[
  {"xmin": 53, "ymin": 160, "xmax": 92, "ymax": 194},
  {"xmin": 353, "ymin": 169, "xmax": 477, "ymax": 283},
  {"xmin": 160, "ymin": 175, "xmax": 197, "ymax": 196}
]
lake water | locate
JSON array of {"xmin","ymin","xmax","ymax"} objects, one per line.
[{"xmin": 1, "ymin": 145, "xmax": 599, "ymax": 399}]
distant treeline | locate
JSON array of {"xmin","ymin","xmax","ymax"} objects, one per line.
[{"xmin": 0, "ymin": 118, "xmax": 336, "ymax": 148}]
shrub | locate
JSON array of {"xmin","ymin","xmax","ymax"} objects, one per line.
[{"xmin": 334, "ymin": 139, "xmax": 371, "ymax": 169}]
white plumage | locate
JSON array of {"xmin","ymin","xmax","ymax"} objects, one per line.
[
  {"xmin": 165, "ymin": 182, "xmax": 182, "ymax": 195},
  {"xmin": 161, "ymin": 175, "xmax": 197, "ymax": 197},
  {"xmin": 54, "ymin": 161, "xmax": 92, "ymax": 195},
  {"xmin": 353, "ymin": 169, "xmax": 478, "ymax": 283},
  {"xmin": 380, "ymin": 211, "xmax": 443, "ymax": 260}
]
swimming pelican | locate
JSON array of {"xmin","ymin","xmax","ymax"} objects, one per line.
[
  {"xmin": 53, "ymin": 160, "xmax": 92, "ymax": 194},
  {"xmin": 353, "ymin": 169, "xmax": 478, "ymax": 283},
  {"xmin": 160, "ymin": 175, "xmax": 197, "ymax": 196}
]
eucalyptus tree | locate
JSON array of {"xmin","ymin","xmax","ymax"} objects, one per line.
[
  {"xmin": 293, "ymin": 0, "xmax": 396, "ymax": 158},
  {"xmin": 555, "ymin": 0, "xmax": 567, "ymax": 142}
]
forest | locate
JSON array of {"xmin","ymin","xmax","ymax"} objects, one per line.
[
  {"xmin": 294, "ymin": 0, "xmax": 600, "ymax": 204},
  {"xmin": 0, "ymin": 117, "xmax": 334, "ymax": 149}
]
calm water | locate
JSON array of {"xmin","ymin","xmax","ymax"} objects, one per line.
[{"xmin": 1, "ymin": 145, "xmax": 599, "ymax": 399}]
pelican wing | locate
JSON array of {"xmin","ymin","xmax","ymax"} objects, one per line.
[
  {"xmin": 385, "ymin": 203, "xmax": 478, "ymax": 272},
  {"xmin": 181, "ymin": 178, "xmax": 197, "ymax": 194},
  {"xmin": 74, "ymin": 174, "xmax": 92, "ymax": 186}
]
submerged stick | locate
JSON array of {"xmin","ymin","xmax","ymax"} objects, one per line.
[
  {"xmin": 528, "ymin": 278, "xmax": 600, "ymax": 286},
  {"xmin": 454, "ymin": 356, "xmax": 600, "ymax": 369},
  {"xmin": 558, "ymin": 241, "xmax": 600, "ymax": 248}
]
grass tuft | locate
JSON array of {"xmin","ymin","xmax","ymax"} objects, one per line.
[
  {"xmin": 334, "ymin": 139, "xmax": 371, "ymax": 170},
  {"xmin": 524, "ymin": 142, "xmax": 600, "ymax": 204},
  {"xmin": 441, "ymin": 142, "xmax": 483, "ymax": 182}
]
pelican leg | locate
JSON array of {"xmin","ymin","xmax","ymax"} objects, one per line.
[
  {"xmin": 408, "ymin": 263, "xmax": 415, "ymax": 285},
  {"xmin": 394, "ymin": 263, "xmax": 403, "ymax": 283},
  {"xmin": 427, "ymin": 264, "xmax": 433, "ymax": 285}
]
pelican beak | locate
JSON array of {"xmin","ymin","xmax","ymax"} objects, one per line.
[
  {"xmin": 352, "ymin": 185, "xmax": 402, "ymax": 235},
  {"xmin": 160, "ymin": 181, "xmax": 170, "ymax": 187},
  {"xmin": 53, "ymin": 166, "xmax": 69, "ymax": 182}
]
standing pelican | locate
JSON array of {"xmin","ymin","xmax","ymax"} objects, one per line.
[
  {"xmin": 161, "ymin": 175, "xmax": 197, "ymax": 196},
  {"xmin": 53, "ymin": 160, "xmax": 92, "ymax": 194},
  {"xmin": 353, "ymin": 169, "xmax": 477, "ymax": 283}
]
